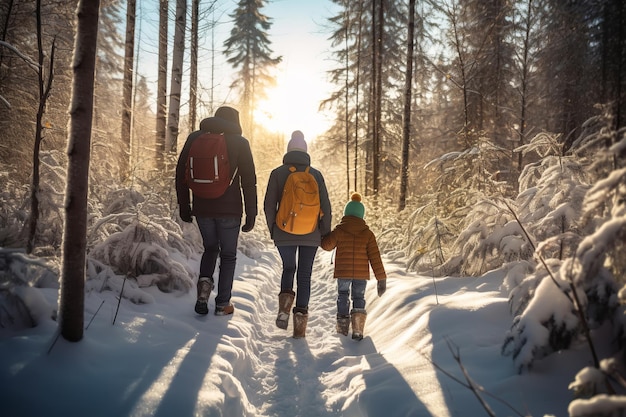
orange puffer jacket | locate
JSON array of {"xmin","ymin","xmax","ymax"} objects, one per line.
[{"xmin": 321, "ymin": 216, "xmax": 387, "ymax": 281}]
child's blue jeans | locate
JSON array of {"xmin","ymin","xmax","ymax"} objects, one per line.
[{"xmin": 337, "ymin": 279, "xmax": 367, "ymax": 316}]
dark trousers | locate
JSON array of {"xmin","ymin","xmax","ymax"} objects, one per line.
[
  {"xmin": 277, "ymin": 245, "xmax": 318, "ymax": 310},
  {"xmin": 196, "ymin": 217, "xmax": 241, "ymax": 306}
]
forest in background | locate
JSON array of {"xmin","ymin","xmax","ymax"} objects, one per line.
[{"xmin": 1, "ymin": 0, "xmax": 626, "ymax": 412}]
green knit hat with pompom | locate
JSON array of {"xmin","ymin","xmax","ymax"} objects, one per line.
[{"xmin": 344, "ymin": 192, "xmax": 365, "ymax": 219}]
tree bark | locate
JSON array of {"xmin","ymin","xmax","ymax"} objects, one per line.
[
  {"xmin": 372, "ymin": 0, "xmax": 384, "ymax": 195},
  {"xmin": 120, "ymin": 0, "xmax": 135, "ymax": 182},
  {"xmin": 59, "ymin": 0, "xmax": 100, "ymax": 342},
  {"xmin": 166, "ymin": 0, "xmax": 185, "ymax": 156},
  {"xmin": 189, "ymin": 0, "xmax": 199, "ymax": 132},
  {"xmin": 27, "ymin": 0, "xmax": 55, "ymax": 254},
  {"xmin": 155, "ymin": 0, "xmax": 168, "ymax": 171},
  {"xmin": 399, "ymin": 0, "xmax": 416, "ymax": 211}
]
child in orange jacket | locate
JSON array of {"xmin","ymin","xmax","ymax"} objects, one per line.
[{"xmin": 321, "ymin": 193, "xmax": 387, "ymax": 340}]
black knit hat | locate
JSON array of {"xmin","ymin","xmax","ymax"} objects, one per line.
[{"xmin": 215, "ymin": 106, "xmax": 241, "ymax": 129}]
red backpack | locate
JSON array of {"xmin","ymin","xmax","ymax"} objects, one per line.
[{"xmin": 185, "ymin": 133, "xmax": 237, "ymax": 199}]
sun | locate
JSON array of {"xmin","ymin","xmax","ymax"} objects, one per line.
[{"xmin": 253, "ymin": 67, "xmax": 332, "ymax": 143}]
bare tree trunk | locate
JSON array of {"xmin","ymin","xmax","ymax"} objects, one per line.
[
  {"xmin": 399, "ymin": 0, "xmax": 416, "ymax": 211},
  {"xmin": 366, "ymin": 0, "xmax": 377, "ymax": 196},
  {"xmin": 0, "ymin": 0, "xmax": 15, "ymax": 68},
  {"xmin": 59, "ymin": 0, "xmax": 100, "ymax": 342},
  {"xmin": 155, "ymin": 0, "xmax": 168, "ymax": 171},
  {"xmin": 372, "ymin": 0, "xmax": 383, "ymax": 195},
  {"xmin": 120, "ymin": 0, "xmax": 135, "ymax": 182},
  {"xmin": 517, "ymin": 0, "xmax": 533, "ymax": 173},
  {"xmin": 354, "ymin": 0, "xmax": 363, "ymax": 193},
  {"xmin": 344, "ymin": 1, "xmax": 350, "ymax": 200},
  {"xmin": 450, "ymin": 3, "xmax": 471, "ymax": 147},
  {"xmin": 27, "ymin": 0, "xmax": 55, "ymax": 254},
  {"xmin": 166, "ymin": 0, "xmax": 186, "ymax": 155},
  {"xmin": 189, "ymin": 0, "xmax": 199, "ymax": 132}
]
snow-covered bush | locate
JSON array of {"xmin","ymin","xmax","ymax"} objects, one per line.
[
  {"xmin": 88, "ymin": 187, "xmax": 199, "ymax": 296},
  {"xmin": 0, "ymin": 248, "xmax": 58, "ymax": 331},
  {"xmin": 0, "ymin": 176, "xmax": 29, "ymax": 248},
  {"xmin": 400, "ymin": 135, "xmax": 514, "ymax": 275},
  {"xmin": 502, "ymin": 118, "xmax": 626, "ymax": 374},
  {"xmin": 501, "ymin": 263, "xmax": 582, "ymax": 372},
  {"xmin": 0, "ymin": 150, "xmax": 67, "ymax": 253},
  {"xmin": 440, "ymin": 198, "xmax": 533, "ymax": 276}
]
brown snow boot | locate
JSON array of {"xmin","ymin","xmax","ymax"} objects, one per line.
[
  {"xmin": 194, "ymin": 277, "xmax": 214, "ymax": 315},
  {"xmin": 276, "ymin": 291, "xmax": 295, "ymax": 329},
  {"xmin": 292, "ymin": 307, "xmax": 308, "ymax": 339},
  {"xmin": 336, "ymin": 314, "xmax": 350, "ymax": 336},
  {"xmin": 351, "ymin": 309, "xmax": 367, "ymax": 341}
]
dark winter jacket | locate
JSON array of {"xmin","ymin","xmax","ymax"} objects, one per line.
[
  {"xmin": 175, "ymin": 111, "xmax": 257, "ymax": 219},
  {"xmin": 321, "ymin": 216, "xmax": 386, "ymax": 281},
  {"xmin": 264, "ymin": 150, "xmax": 332, "ymax": 247}
]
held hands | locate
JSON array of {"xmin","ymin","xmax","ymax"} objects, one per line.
[
  {"xmin": 377, "ymin": 279, "xmax": 387, "ymax": 297},
  {"xmin": 179, "ymin": 204, "xmax": 193, "ymax": 223},
  {"xmin": 241, "ymin": 216, "xmax": 255, "ymax": 232}
]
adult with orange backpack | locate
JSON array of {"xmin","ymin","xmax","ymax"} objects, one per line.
[
  {"xmin": 176, "ymin": 106, "xmax": 257, "ymax": 316},
  {"xmin": 264, "ymin": 130, "xmax": 332, "ymax": 338}
]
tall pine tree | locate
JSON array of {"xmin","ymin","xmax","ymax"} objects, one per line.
[{"xmin": 223, "ymin": 0, "xmax": 281, "ymax": 137}]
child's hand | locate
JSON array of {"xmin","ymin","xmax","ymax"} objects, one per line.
[{"xmin": 377, "ymin": 279, "xmax": 386, "ymax": 297}]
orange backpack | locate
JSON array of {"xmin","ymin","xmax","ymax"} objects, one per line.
[{"xmin": 276, "ymin": 166, "xmax": 321, "ymax": 235}]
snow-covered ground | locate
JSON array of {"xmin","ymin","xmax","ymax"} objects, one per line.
[{"xmin": 0, "ymin": 235, "xmax": 594, "ymax": 417}]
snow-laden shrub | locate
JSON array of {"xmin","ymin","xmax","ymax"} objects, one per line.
[
  {"xmin": 377, "ymin": 202, "xmax": 455, "ymax": 272},
  {"xmin": 85, "ymin": 258, "xmax": 156, "ymax": 305},
  {"xmin": 502, "ymin": 269, "xmax": 582, "ymax": 372},
  {"xmin": 0, "ymin": 248, "xmax": 58, "ymax": 331},
  {"xmin": 568, "ymin": 359, "xmax": 626, "ymax": 417},
  {"xmin": 502, "ymin": 119, "xmax": 626, "ymax": 373},
  {"xmin": 89, "ymin": 213, "xmax": 195, "ymax": 295},
  {"xmin": 2, "ymin": 150, "xmax": 68, "ymax": 252},
  {"xmin": 403, "ymin": 135, "xmax": 513, "ymax": 275},
  {"xmin": 516, "ymin": 155, "xmax": 591, "ymax": 250},
  {"xmin": 439, "ymin": 199, "xmax": 533, "ymax": 276},
  {"xmin": 0, "ymin": 178, "xmax": 29, "ymax": 248},
  {"xmin": 504, "ymin": 259, "xmax": 558, "ymax": 317},
  {"xmin": 86, "ymin": 187, "xmax": 201, "ymax": 297},
  {"xmin": 405, "ymin": 215, "xmax": 454, "ymax": 273}
]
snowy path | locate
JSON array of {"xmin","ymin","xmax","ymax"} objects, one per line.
[
  {"xmin": 207, "ymin": 245, "xmax": 446, "ymax": 416},
  {"xmin": 5, "ymin": 235, "xmax": 575, "ymax": 417}
]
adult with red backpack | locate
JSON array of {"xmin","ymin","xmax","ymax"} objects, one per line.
[
  {"xmin": 264, "ymin": 130, "xmax": 332, "ymax": 338},
  {"xmin": 175, "ymin": 106, "xmax": 257, "ymax": 316}
]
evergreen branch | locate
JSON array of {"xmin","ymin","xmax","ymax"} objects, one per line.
[{"xmin": 502, "ymin": 199, "xmax": 601, "ymax": 371}]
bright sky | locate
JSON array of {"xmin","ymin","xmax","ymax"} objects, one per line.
[
  {"xmin": 137, "ymin": 0, "xmax": 339, "ymax": 142},
  {"xmin": 252, "ymin": 0, "xmax": 338, "ymax": 141}
]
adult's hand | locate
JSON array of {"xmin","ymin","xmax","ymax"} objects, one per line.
[
  {"xmin": 241, "ymin": 216, "xmax": 255, "ymax": 232},
  {"xmin": 179, "ymin": 204, "xmax": 193, "ymax": 223}
]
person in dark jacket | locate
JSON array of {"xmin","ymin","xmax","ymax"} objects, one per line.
[
  {"xmin": 264, "ymin": 130, "xmax": 332, "ymax": 338},
  {"xmin": 175, "ymin": 106, "xmax": 257, "ymax": 316},
  {"xmin": 321, "ymin": 193, "xmax": 387, "ymax": 340}
]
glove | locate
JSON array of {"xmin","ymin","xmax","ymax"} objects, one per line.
[
  {"xmin": 377, "ymin": 279, "xmax": 386, "ymax": 297},
  {"xmin": 241, "ymin": 216, "xmax": 255, "ymax": 232},
  {"xmin": 179, "ymin": 204, "xmax": 192, "ymax": 223}
]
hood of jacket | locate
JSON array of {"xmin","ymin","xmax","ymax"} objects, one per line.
[
  {"xmin": 336, "ymin": 215, "xmax": 370, "ymax": 235},
  {"xmin": 199, "ymin": 116, "xmax": 242, "ymax": 135},
  {"xmin": 282, "ymin": 150, "xmax": 311, "ymax": 166}
]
